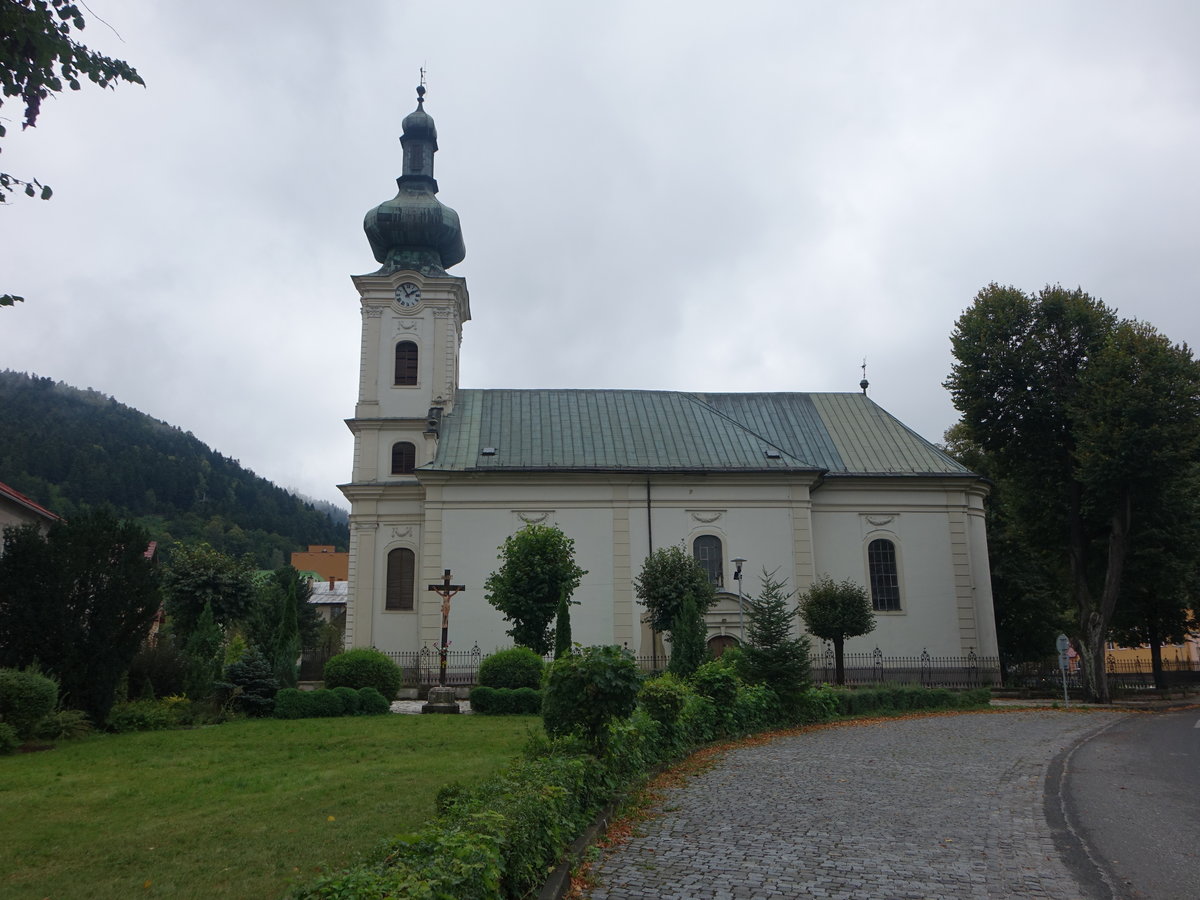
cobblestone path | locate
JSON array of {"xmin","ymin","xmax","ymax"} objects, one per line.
[{"xmin": 585, "ymin": 709, "xmax": 1126, "ymax": 900}]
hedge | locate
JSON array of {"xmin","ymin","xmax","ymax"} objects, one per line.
[
  {"xmin": 294, "ymin": 662, "xmax": 990, "ymax": 899},
  {"xmin": 469, "ymin": 686, "xmax": 542, "ymax": 715}
]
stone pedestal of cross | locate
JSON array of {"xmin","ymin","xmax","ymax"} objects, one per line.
[{"xmin": 421, "ymin": 569, "xmax": 466, "ymax": 715}]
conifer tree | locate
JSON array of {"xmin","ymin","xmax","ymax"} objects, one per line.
[{"xmin": 743, "ymin": 569, "xmax": 811, "ymax": 711}]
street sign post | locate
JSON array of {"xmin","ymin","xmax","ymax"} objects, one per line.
[{"xmin": 1056, "ymin": 633, "xmax": 1070, "ymax": 707}]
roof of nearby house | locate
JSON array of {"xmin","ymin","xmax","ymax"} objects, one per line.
[
  {"xmin": 424, "ymin": 390, "xmax": 971, "ymax": 477},
  {"xmin": 309, "ymin": 580, "xmax": 349, "ymax": 603},
  {"xmin": 0, "ymin": 481, "xmax": 61, "ymax": 523}
]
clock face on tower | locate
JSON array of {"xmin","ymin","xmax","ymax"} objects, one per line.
[{"xmin": 395, "ymin": 281, "xmax": 422, "ymax": 308}]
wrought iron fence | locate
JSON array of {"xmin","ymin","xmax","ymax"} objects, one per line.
[
  {"xmin": 809, "ymin": 647, "xmax": 1002, "ymax": 688},
  {"xmin": 1005, "ymin": 655, "xmax": 1200, "ymax": 692},
  {"xmin": 380, "ymin": 645, "xmax": 484, "ymax": 687},
  {"xmin": 303, "ymin": 644, "xmax": 1007, "ymax": 690}
]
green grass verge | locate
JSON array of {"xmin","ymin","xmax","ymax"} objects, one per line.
[{"xmin": 0, "ymin": 714, "xmax": 537, "ymax": 899}]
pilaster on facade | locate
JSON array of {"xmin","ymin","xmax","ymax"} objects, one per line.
[
  {"xmin": 947, "ymin": 510, "xmax": 979, "ymax": 653},
  {"xmin": 611, "ymin": 493, "xmax": 634, "ymax": 647},
  {"xmin": 418, "ymin": 497, "xmax": 446, "ymax": 647},
  {"xmin": 789, "ymin": 481, "xmax": 816, "ymax": 591}
]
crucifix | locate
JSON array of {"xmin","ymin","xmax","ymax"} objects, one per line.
[{"xmin": 427, "ymin": 569, "xmax": 465, "ymax": 687}]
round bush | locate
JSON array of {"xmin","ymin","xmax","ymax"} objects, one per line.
[
  {"xmin": 273, "ymin": 688, "xmax": 311, "ymax": 719},
  {"xmin": 478, "ymin": 647, "xmax": 545, "ymax": 689},
  {"xmin": 0, "ymin": 668, "xmax": 59, "ymax": 740},
  {"xmin": 355, "ymin": 686, "xmax": 388, "ymax": 715},
  {"xmin": 469, "ymin": 685, "xmax": 498, "ymax": 713},
  {"xmin": 331, "ymin": 686, "xmax": 360, "ymax": 715},
  {"xmin": 324, "ymin": 648, "xmax": 402, "ymax": 700},
  {"xmin": 356, "ymin": 686, "xmax": 391, "ymax": 715},
  {"xmin": 308, "ymin": 689, "xmax": 345, "ymax": 717},
  {"xmin": 510, "ymin": 687, "xmax": 543, "ymax": 715}
]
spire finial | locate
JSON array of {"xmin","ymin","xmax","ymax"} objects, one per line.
[
  {"xmin": 859, "ymin": 358, "xmax": 869, "ymax": 395},
  {"xmin": 417, "ymin": 67, "xmax": 427, "ymax": 104}
]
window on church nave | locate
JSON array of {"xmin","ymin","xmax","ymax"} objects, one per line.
[
  {"xmin": 386, "ymin": 548, "xmax": 415, "ymax": 611},
  {"xmin": 693, "ymin": 535, "xmax": 724, "ymax": 587},
  {"xmin": 391, "ymin": 441, "xmax": 416, "ymax": 475},
  {"xmin": 867, "ymin": 538, "xmax": 902, "ymax": 611},
  {"xmin": 395, "ymin": 341, "xmax": 418, "ymax": 385}
]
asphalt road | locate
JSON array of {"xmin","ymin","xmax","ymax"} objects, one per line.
[{"xmin": 1053, "ymin": 707, "xmax": 1200, "ymax": 900}]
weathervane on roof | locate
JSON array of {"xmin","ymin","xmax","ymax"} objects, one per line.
[{"xmin": 860, "ymin": 359, "xmax": 869, "ymax": 395}]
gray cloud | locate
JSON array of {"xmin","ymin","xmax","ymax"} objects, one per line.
[{"xmin": 3, "ymin": 1, "xmax": 1197, "ymax": 508}]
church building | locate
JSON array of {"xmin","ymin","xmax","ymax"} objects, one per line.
[{"xmin": 339, "ymin": 88, "xmax": 999, "ymax": 663}]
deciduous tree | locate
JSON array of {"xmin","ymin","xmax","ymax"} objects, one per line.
[
  {"xmin": 485, "ymin": 524, "xmax": 586, "ymax": 656},
  {"xmin": 2, "ymin": 0, "xmax": 144, "ymax": 305},
  {"xmin": 797, "ymin": 575, "xmax": 875, "ymax": 685},
  {"xmin": 162, "ymin": 542, "xmax": 257, "ymax": 639},
  {"xmin": 634, "ymin": 544, "xmax": 716, "ymax": 658},
  {"xmin": 946, "ymin": 284, "xmax": 1200, "ymax": 701}
]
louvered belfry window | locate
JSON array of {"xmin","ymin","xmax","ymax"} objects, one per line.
[
  {"xmin": 693, "ymin": 535, "xmax": 724, "ymax": 588},
  {"xmin": 391, "ymin": 441, "xmax": 416, "ymax": 475},
  {"xmin": 386, "ymin": 548, "xmax": 415, "ymax": 611},
  {"xmin": 395, "ymin": 341, "xmax": 418, "ymax": 385},
  {"xmin": 868, "ymin": 538, "xmax": 901, "ymax": 611}
]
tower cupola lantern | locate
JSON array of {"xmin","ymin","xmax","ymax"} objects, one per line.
[{"xmin": 363, "ymin": 83, "xmax": 466, "ymax": 276}]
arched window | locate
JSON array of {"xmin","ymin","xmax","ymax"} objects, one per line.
[
  {"xmin": 395, "ymin": 341, "xmax": 418, "ymax": 386},
  {"xmin": 385, "ymin": 548, "xmax": 415, "ymax": 611},
  {"xmin": 391, "ymin": 441, "xmax": 416, "ymax": 475},
  {"xmin": 867, "ymin": 538, "xmax": 901, "ymax": 611},
  {"xmin": 693, "ymin": 535, "xmax": 724, "ymax": 587}
]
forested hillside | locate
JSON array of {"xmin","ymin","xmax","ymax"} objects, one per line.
[{"xmin": 0, "ymin": 371, "xmax": 348, "ymax": 567}]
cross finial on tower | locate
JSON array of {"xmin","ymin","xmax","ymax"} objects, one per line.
[
  {"xmin": 417, "ymin": 67, "xmax": 427, "ymax": 104},
  {"xmin": 860, "ymin": 358, "xmax": 870, "ymax": 395}
]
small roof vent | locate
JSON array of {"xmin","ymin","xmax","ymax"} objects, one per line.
[
  {"xmin": 481, "ymin": 447, "xmax": 497, "ymax": 456},
  {"xmin": 764, "ymin": 449, "xmax": 782, "ymax": 460}
]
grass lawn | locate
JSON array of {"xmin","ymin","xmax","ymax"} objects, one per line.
[{"xmin": 0, "ymin": 713, "xmax": 538, "ymax": 899}]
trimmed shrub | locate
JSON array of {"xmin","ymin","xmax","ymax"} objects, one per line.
[
  {"xmin": 307, "ymin": 689, "xmax": 345, "ymax": 718},
  {"xmin": 331, "ymin": 686, "xmax": 360, "ymax": 716},
  {"xmin": 274, "ymin": 688, "xmax": 354, "ymax": 719},
  {"xmin": 478, "ymin": 647, "xmax": 545, "ymax": 690},
  {"xmin": 0, "ymin": 722, "xmax": 18, "ymax": 755},
  {"xmin": 542, "ymin": 645, "xmax": 641, "ymax": 750},
  {"xmin": 324, "ymin": 648, "xmax": 402, "ymax": 700},
  {"xmin": 107, "ymin": 699, "xmax": 174, "ymax": 733},
  {"xmin": 273, "ymin": 688, "xmax": 311, "ymax": 719},
  {"xmin": 357, "ymin": 686, "xmax": 391, "ymax": 715},
  {"xmin": 471, "ymin": 685, "xmax": 543, "ymax": 715},
  {"xmin": 638, "ymin": 673, "xmax": 690, "ymax": 727},
  {"xmin": 0, "ymin": 668, "xmax": 58, "ymax": 740},
  {"xmin": 794, "ymin": 685, "xmax": 839, "ymax": 724}
]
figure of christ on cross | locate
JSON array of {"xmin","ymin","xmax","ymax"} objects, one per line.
[{"xmin": 428, "ymin": 569, "xmax": 465, "ymax": 687}]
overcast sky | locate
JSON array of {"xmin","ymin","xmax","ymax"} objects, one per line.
[{"xmin": 3, "ymin": 2, "xmax": 1198, "ymax": 509}]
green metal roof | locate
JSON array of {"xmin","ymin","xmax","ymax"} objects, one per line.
[{"xmin": 424, "ymin": 390, "xmax": 971, "ymax": 477}]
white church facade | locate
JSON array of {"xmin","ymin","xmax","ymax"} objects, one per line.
[{"xmin": 339, "ymin": 88, "xmax": 999, "ymax": 663}]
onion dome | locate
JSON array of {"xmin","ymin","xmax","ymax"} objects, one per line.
[{"xmin": 363, "ymin": 85, "xmax": 466, "ymax": 275}]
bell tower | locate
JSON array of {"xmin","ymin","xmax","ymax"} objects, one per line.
[{"xmin": 340, "ymin": 83, "xmax": 468, "ymax": 652}]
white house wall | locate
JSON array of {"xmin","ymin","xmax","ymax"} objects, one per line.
[{"xmin": 345, "ymin": 472, "xmax": 995, "ymax": 661}]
